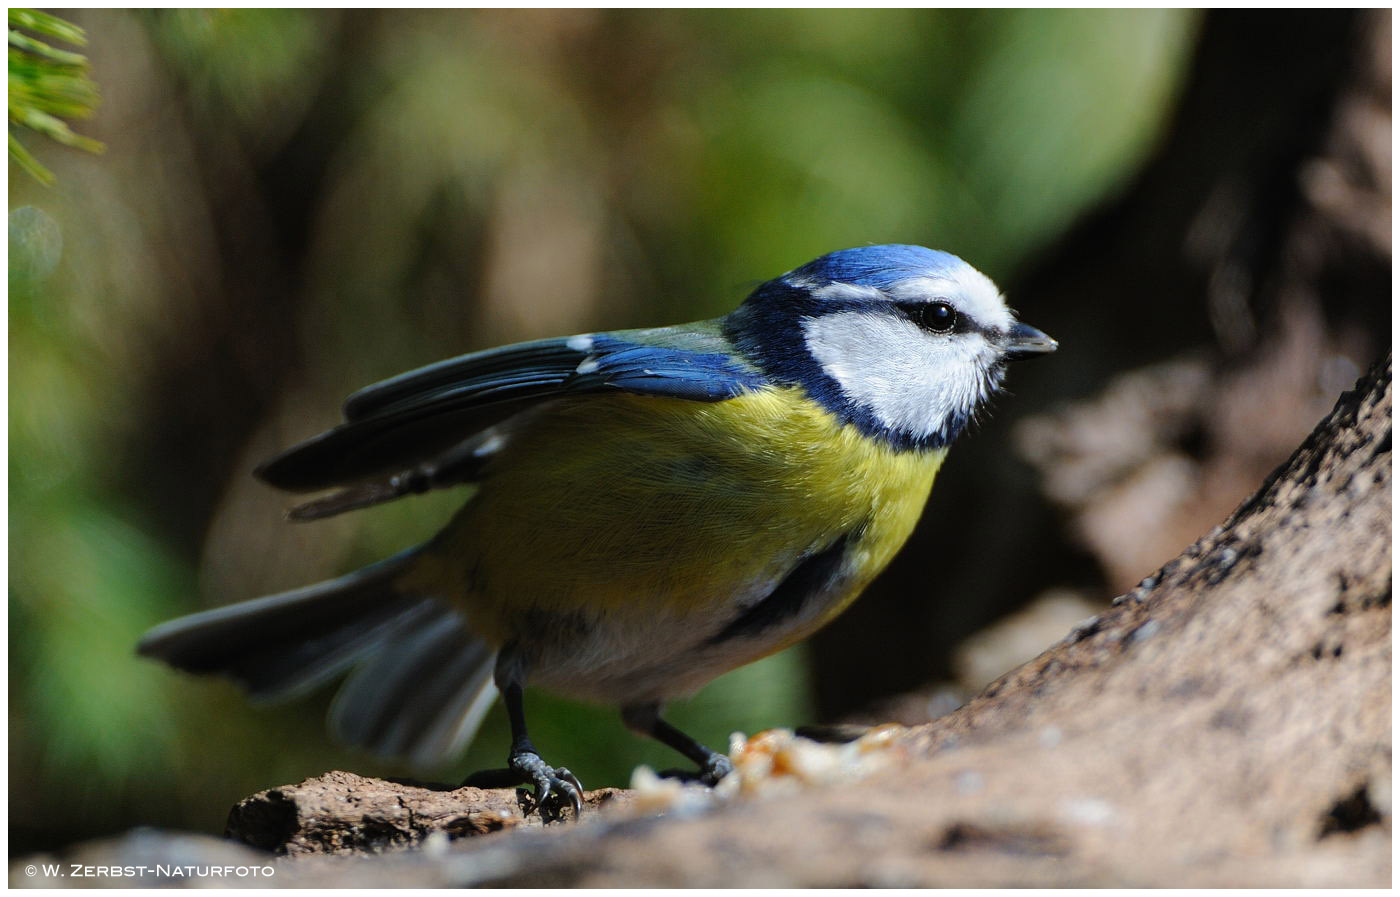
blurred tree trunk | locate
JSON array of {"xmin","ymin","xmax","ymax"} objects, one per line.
[
  {"xmin": 812, "ymin": 9, "xmax": 1391, "ymax": 720},
  {"xmin": 106, "ymin": 12, "xmax": 380, "ymax": 559}
]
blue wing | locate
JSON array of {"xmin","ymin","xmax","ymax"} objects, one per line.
[{"xmin": 256, "ymin": 321, "xmax": 767, "ymax": 498}]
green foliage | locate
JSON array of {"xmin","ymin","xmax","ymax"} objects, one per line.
[{"xmin": 8, "ymin": 8, "xmax": 104, "ymax": 184}]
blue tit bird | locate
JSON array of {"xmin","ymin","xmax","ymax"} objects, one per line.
[{"xmin": 138, "ymin": 244, "xmax": 1056, "ymax": 819}]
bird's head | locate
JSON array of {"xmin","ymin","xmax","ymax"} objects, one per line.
[{"xmin": 725, "ymin": 244, "xmax": 1056, "ymax": 450}]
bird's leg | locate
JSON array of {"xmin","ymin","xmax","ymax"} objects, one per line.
[
  {"xmin": 621, "ymin": 702, "xmax": 734, "ymax": 786},
  {"xmin": 501, "ymin": 680, "xmax": 584, "ymax": 821},
  {"xmin": 461, "ymin": 654, "xmax": 582, "ymax": 822}
]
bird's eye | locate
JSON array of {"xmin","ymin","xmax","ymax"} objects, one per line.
[{"xmin": 911, "ymin": 301, "xmax": 958, "ymax": 334}]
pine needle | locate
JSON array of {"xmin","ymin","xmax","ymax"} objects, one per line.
[{"xmin": 9, "ymin": 9, "xmax": 104, "ymax": 185}]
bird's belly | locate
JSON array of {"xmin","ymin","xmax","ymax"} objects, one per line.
[
  {"xmin": 413, "ymin": 388, "xmax": 943, "ymax": 703},
  {"xmin": 522, "ymin": 591, "xmax": 802, "ymax": 704}
]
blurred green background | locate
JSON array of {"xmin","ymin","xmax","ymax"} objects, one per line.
[{"xmin": 10, "ymin": 9, "xmax": 1202, "ymax": 852}]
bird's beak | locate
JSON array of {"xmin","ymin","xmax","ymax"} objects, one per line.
[{"xmin": 1004, "ymin": 322, "xmax": 1057, "ymax": 360}]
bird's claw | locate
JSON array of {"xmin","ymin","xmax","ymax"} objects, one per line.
[
  {"xmin": 559, "ymin": 768, "xmax": 585, "ymax": 806},
  {"xmin": 699, "ymin": 753, "xmax": 734, "ymax": 787},
  {"xmin": 511, "ymin": 750, "xmax": 584, "ymax": 822},
  {"xmin": 656, "ymin": 752, "xmax": 734, "ymax": 787}
]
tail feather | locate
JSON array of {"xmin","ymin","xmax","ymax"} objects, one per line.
[
  {"xmin": 330, "ymin": 608, "xmax": 499, "ymax": 766},
  {"xmin": 138, "ymin": 547, "xmax": 499, "ymax": 766}
]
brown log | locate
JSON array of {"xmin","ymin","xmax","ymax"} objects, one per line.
[{"xmin": 224, "ymin": 770, "xmax": 632, "ymax": 857}]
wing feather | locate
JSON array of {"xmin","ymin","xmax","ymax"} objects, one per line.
[{"xmin": 256, "ymin": 322, "xmax": 766, "ymax": 494}]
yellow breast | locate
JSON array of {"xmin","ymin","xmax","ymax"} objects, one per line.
[{"xmin": 408, "ymin": 387, "xmax": 945, "ymax": 648}]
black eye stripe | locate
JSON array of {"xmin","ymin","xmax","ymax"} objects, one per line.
[{"xmin": 902, "ymin": 301, "xmax": 959, "ymax": 334}]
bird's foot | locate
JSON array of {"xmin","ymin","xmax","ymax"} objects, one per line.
[
  {"xmin": 657, "ymin": 752, "xmax": 734, "ymax": 788},
  {"xmin": 460, "ymin": 752, "xmax": 584, "ymax": 822},
  {"xmin": 511, "ymin": 751, "xmax": 584, "ymax": 822}
]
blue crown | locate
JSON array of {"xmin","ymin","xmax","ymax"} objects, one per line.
[{"xmin": 787, "ymin": 244, "xmax": 969, "ymax": 291}]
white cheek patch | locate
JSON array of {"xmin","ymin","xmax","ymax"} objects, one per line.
[{"xmin": 802, "ymin": 310, "xmax": 999, "ymax": 440}]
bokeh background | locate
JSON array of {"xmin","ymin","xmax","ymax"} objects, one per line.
[{"xmin": 10, "ymin": 9, "xmax": 1388, "ymax": 854}]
